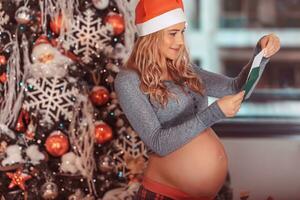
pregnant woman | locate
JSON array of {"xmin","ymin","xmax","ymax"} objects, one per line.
[{"xmin": 115, "ymin": 0, "xmax": 280, "ymax": 199}]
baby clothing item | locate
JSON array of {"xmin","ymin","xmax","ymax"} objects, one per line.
[{"xmin": 114, "ymin": 44, "xmax": 269, "ymax": 156}]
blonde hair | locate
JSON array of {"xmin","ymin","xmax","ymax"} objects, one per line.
[{"xmin": 124, "ymin": 30, "xmax": 204, "ymax": 107}]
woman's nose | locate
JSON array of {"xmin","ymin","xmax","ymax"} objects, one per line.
[{"xmin": 176, "ymin": 34, "xmax": 184, "ymax": 45}]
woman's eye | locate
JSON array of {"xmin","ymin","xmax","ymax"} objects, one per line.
[{"xmin": 169, "ymin": 32, "xmax": 176, "ymax": 36}]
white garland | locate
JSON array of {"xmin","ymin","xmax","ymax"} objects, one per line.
[
  {"xmin": 69, "ymin": 94, "xmax": 97, "ymax": 196},
  {"xmin": 0, "ymin": 2, "xmax": 9, "ymax": 32},
  {"xmin": 0, "ymin": 35, "xmax": 30, "ymax": 138},
  {"xmin": 115, "ymin": 0, "xmax": 138, "ymax": 62},
  {"xmin": 39, "ymin": 0, "xmax": 79, "ymax": 39}
]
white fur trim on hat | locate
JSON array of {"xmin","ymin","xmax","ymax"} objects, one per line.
[{"xmin": 136, "ymin": 8, "xmax": 186, "ymax": 36}]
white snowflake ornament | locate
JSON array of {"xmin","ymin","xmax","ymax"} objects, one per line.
[
  {"xmin": 63, "ymin": 9, "xmax": 113, "ymax": 64},
  {"xmin": 112, "ymin": 128, "xmax": 148, "ymax": 178},
  {"xmin": 24, "ymin": 77, "xmax": 79, "ymax": 127}
]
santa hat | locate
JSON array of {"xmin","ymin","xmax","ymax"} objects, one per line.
[
  {"xmin": 33, "ymin": 35, "xmax": 51, "ymax": 47},
  {"xmin": 31, "ymin": 36, "xmax": 78, "ymax": 63},
  {"xmin": 135, "ymin": 0, "xmax": 186, "ymax": 36}
]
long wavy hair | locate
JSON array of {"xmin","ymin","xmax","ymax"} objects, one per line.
[{"xmin": 124, "ymin": 30, "xmax": 204, "ymax": 107}]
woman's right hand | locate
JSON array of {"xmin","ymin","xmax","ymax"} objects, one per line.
[{"xmin": 217, "ymin": 91, "xmax": 245, "ymax": 117}]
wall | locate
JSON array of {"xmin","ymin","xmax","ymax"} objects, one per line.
[{"xmin": 222, "ymin": 137, "xmax": 300, "ymax": 200}]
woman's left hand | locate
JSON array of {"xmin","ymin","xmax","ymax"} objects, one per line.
[{"xmin": 260, "ymin": 33, "xmax": 280, "ymax": 58}]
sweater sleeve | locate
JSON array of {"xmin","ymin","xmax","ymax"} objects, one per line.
[
  {"xmin": 193, "ymin": 41, "xmax": 270, "ymax": 98},
  {"xmin": 114, "ymin": 70, "xmax": 225, "ymax": 157}
]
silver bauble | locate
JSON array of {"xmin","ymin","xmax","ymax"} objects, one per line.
[
  {"xmin": 98, "ymin": 155, "xmax": 115, "ymax": 172},
  {"xmin": 15, "ymin": 6, "xmax": 31, "ymax": 24},
  {"xmin": 92, "ymin": 0, "xmax": 109, "ymax": 10},
  {"xmin": 68, "ymin": 189, "xmax": 84, "ymax": 200},
  {"xmin": 41, "ymin": 182, "xmax": 58, "ymax": 199}
]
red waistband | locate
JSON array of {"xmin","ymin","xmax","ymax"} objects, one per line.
[{"xmin": 142, "ymin": 177, "xmax": 213, "ymax": 200}]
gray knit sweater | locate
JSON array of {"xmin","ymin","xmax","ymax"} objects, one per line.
[{"xmin": 115, "ymin": 44, "xmax": 269, "ymax": 156}]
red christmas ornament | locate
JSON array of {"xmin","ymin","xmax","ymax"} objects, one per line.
[
  {"xmin": 0, "ymin": 73, "xmax": 7, "ymax": 83},
  {"xmin": 6, "ymin": 169, "xmax": 32, "ymax": 190},
  {"xmin": 0, "ymin": 55, "xmax": 6, "ymax": 65},
  {"xmin": 89, "ymin": 86, "xmax": 110, "ymax": 106},
  {"xmin": 105, "ymin": 13, "xmax": 125, "ymax": 35},
  {"xmin": 15, "ymin": 109, "xmax": 30, "ymax": 133},
  {"xmin": 50, "ymin": 15, "xmax": 63, "ymax": 35},
  {"xmin": 15, "ymin": 119, "xmax": 25, "ymax": 133},
  {"xmin": 94, "ymin": 122, "xmax": 113, "ymax": 144},
  {"xmin": 45, "ymin": 131, "xmax": 69, "ymax": 157}
]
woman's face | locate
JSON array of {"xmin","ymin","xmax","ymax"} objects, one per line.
[{"xmin": 160, "ymin": 22, "xmax": 186, "ymax": 60}]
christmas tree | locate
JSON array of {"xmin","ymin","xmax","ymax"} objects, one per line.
[
  {"xmin": 0, "ymin": 0, "xmax": 233, "ymax": 199},
  {"xmin": 0, "ymin": 0, "xmax": 148, "ymax": 199}
]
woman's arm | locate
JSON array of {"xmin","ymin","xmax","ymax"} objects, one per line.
[
  {"xmin": 193, "ymin": 39, "xmax": 270, "ymax": 98},
  {"xmin": 114, "ymin": 70, "xmax": 226, "ymax": 157}
]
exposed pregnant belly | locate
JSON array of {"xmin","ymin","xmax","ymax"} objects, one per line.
[{"xmin": 144, "ymin": 128, "xmax": 228, "ymax": 198}]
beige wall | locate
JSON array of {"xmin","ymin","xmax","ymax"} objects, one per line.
[{"xmin": 222, "ymin": 137, "xmax": 300, "ymax": 200}]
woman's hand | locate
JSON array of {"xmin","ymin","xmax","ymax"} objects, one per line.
[
  {"xmin": 217, "ymin": 91, "xmax": 245, "ymax": 117},
  {"xmin": 260, "ymin": 33, "xmax": 281, "ymax": 58}
]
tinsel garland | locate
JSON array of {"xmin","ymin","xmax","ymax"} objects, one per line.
[
  {"xmin": 69, "ymin": 92, "xmax": 97, "ymax": 196},
  {"xmin": 0, "ymin": 34, "xmax": 30, "ymax": 139},
  {"xmin": 114, "ymin": 0, "xmax": 138, "ymax": 62},
  {"xmin": 39, "ymin": 0, "xmax": 79, "ymax": 38}
]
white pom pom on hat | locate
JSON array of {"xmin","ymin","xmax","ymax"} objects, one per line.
[{"xmin": 135, "ymin": 0, "xmax": 187, "ymax": 36}]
